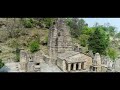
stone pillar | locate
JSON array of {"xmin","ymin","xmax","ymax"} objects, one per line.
[
  {"xmin": 78, "ymin": 63, "xmax": 81, "ymax": 70},
  {"xmin": 68, "ymin": 64, "xmax": 71, "ymax": 71},
  {"xmin": 62, "ymin": 60, "xmax": 66, "ymax": 72},
  {"xmin": 73, "ymin": 63, "xmax": 76, "ymax": 71}
]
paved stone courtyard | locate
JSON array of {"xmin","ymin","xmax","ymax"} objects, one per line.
[
  {"xmin": 40, "ymin": 61, "xmax": 62, "ymax": 72},
  {"xmin": 0, "ymin": 61, "xmax": 62, "ymax": 72}
]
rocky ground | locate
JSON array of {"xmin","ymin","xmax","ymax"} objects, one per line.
[
  {"xmin": 0, "ymin": 62, "xmax": 23, "ymax": 72},
  {"xmin": 0, "ymin": 43, "xmax": 16, "ymax": 63}
]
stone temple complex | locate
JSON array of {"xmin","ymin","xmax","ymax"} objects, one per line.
[
  {"xmin": 1, "ymin": 18, "xmax": 120, "ymax": 72},
  {"xmin": 0, "ymin": 18, "xmax": 120, "ymax": 72}
]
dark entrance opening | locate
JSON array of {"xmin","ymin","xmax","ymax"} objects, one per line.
[
  {"xmin": 36, "ymin": 63, "xmax": 40, "ymax": 65},
  {"xmin": 93, "ymin": 67, "xmax": 97, "ymax": 71},
  {"xmin": 71, "ymin": 63, "xmax": 74, "ymax": 70},
  {"xmin": 66, "ymin": 63, "xmax": 68, "ymax": 70},
  {"xmin": 55, "ymin": 38, "xmax": 58, "ymax": 46},
  {"xmin": 58, "ymin": 32, "xmax": 61, "ymax": 36},
  {"xmin": 76, "ymin": 63, "xmax": 79, "ymax": 70}
]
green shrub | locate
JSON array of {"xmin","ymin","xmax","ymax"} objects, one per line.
[
  {"xmin": 29, "ymin": 41, "xmax": 40, "ymax": 53},
  {"xmin": 22, "ymin": 18, "xmax": 34, "ymax": 28},
  {"xmin": 0, "ymin": 59, "xmax": 4, "ymax": 69}
]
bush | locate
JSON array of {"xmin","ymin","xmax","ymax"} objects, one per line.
[
  {"xmin": 22, "ymin": 18, "xmax": 34, "ymax": 28},
  {"xmin": 29, "ymin": 40, "xmax": 40, "ymax": 53},
  {"xmin": 43, "ymin": 18, "xmax": 55, "ymax": 29},
  {"xmin": 0, "ymin": 59, "xmax": 4, "ymax": 69}
]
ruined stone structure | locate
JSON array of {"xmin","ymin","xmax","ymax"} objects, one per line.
[
  {"xmin": 48, "ymin": 18, "xmax": 93, "ymax": 72},
  {"xmin": 89, "ymin": 53, "xmax": 114, "ymax": 72},
  {"xmin": 48, "ymin": 18, "xmax": 73, "ymax": 64},
  {"xmin": 57, "ymin": 51, "xmax": 92, "ymax": 72},
  {"xmin": 19, "ymin": 18, "xmax": 116, "ymax": 72},
  {"xmin": 20, "ymin": 50, "xmax": 28, "ymax": 71},
  {"xmin": 20, "ymin": 50, "xmax": 42, "ymax": 72},
  {"xmin": 90, "ymin": 53, "xmax": 102, "ymax": 72}
]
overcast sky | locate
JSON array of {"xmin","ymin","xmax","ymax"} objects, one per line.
[{"xmin": 81, "ymin": 18, "xmax": 120, "ymax": 32}]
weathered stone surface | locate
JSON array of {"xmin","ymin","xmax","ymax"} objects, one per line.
[
  {"xmin": 93, "ymin": 53, "xmax": 101, "ymax": 66},
  {"xmin": 18, "ymin": 18, "xmax": 117, "ymax": 72},
  {"xmin": 20, "ymin": 50, "xmax": 28, "ymax": 71},
  {"xmin": 0, "ymin": 62, "xmax": 23, "ymax": 72},
  {"xmin": 57, "ymin": 51, "xmax": 92, "ymax": 72},
  {"xmin": 114, "ymin": 57, "xmax": 120, "ymax": 72},
  {"xmin": 90, "ymin": 53, "xmax": 102, "ymax": 72},
  {"xmin": 88, "ymin": 50, "xmax": 94, "ymax": 58},
  {"xmin": 48, "ymin": 18, "xmax": 73, "ymax": 64}
]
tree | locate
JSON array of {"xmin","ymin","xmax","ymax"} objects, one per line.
[
  {"xmin": 107, "ymin": 48, "xmax": 118, "ymax": 61},
  {"xmin": 115, "ymin": 32, "xmax": 120, "ymax": 38},
  {"xmin": 79, "ymin": 34, "xmax": 89, "ymax": 47},
  {"xmin": 93, "ymin": 23, "xmax": 116, "ymax": 36},
  {"xmin": 81, "ymin": 26, "xmax": 94, "ymax": 35},
  {"xmin": 108, "ymin": 26, "xmax": 116, "ymax": 36},
  {"xmin": 78, "ymin": 19, "xmax": 86, "ymax": 31},
  {"xmin": 67, "ymin": 18, "xmax": 79, "ymax": 38},
  {"xmin": 67, "ymin": 18, "xmax": 87, "ymax": 38},
  {"xmin": 88, "ymin": 27, "xmax": 109, "ymax": 55}
]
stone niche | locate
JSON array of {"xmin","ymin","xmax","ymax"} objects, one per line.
[{"xmin": 33, "ymin": 62, "xmax": 41, "ymax": 72}]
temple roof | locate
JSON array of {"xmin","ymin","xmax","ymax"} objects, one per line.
[{"xmin": 58, "ymin": 51, "xmax": 92, "ymax": 63}]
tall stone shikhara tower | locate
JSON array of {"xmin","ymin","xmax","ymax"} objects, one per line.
[{"xmin": 48, "ymin": 18, "xmax": 73, "ymax": 64}]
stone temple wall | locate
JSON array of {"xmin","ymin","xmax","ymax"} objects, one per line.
[{"xmin": 48, "ymin": 18, "xmax": 73, "ymax": 64}]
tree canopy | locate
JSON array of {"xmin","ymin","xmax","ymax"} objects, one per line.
[{"xmin": 88, "ymin": 27, "xmax": 110, "ymax": 55}]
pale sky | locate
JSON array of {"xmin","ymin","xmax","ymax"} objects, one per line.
[{"xmin": 81, "ymin": 18, "xmax": 120, "ymax": 32}]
